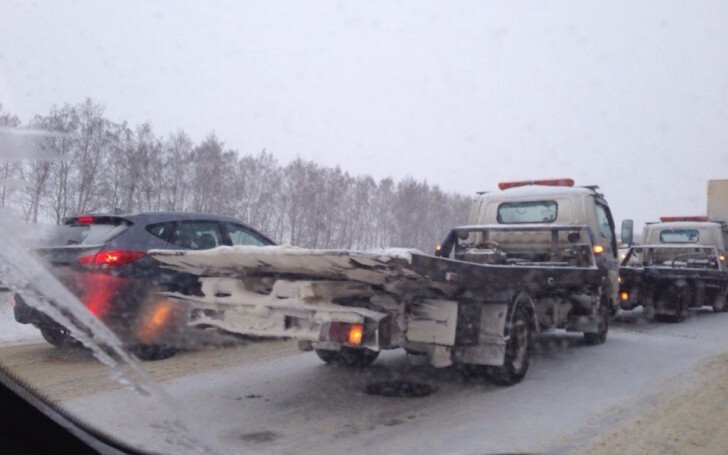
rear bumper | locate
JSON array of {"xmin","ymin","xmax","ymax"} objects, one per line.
[
  {"xmin": 13, "ymin": 272, "xmax": 190, "ymax": 346},
  {"xmin": 13, "ymin": 294, "xmax": 65, "ymax": 330},
  {"xmin": 12, "ymin": 272, "xmax": 147, "ymax": 338}
]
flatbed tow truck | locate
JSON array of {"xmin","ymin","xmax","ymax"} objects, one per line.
[
  {"xmin": 619, "ymin": 180, "xmax": 728, "ymax": 321},
  {"xmin": 150, "ymin": 179, "xmax": 620, "ymax": 386}
]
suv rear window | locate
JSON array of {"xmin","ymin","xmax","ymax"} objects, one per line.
[
  {"xmin": 223, "ymin": 222, "xmax": 271, "ymax": 246},
  {"xmin": 660, "ymin": 229, "xmax": 699, "ymax": 243},
  {"xmin": 497, "ymin": 201, "xmax": 558, "ymax": 224},
  {"xmin": 52, "ymin": 219, "xmax": 129, "ymax": 246}
]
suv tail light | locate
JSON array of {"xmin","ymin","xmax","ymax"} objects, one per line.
[{"xmin": 77, "ymin": 250, "xmax": 146, "ymax": 269}]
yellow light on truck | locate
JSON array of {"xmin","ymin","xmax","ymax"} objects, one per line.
[
  {"xmin": 593, "ymin": 245, "xmax": 605, "ymax": 254},
  {"xmin": 348, "ymin": 324, "xmax": 363, "ymax": 345},
  {"xmin": 435, "ymin": 244, "xmax": 441, "ymax": 252},
  {"xmin": 620, "ymin": 291, "xmax": 629, "ymax": 301}
]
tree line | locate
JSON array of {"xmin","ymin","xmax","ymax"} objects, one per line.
[{"xmin": 0, "ymin": 99, "xmax": 471, "ymax": 251}]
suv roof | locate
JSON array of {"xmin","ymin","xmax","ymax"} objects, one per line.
[{"xmin": 65, "ymin": 211, "xmax": 248, "ymax": 224}]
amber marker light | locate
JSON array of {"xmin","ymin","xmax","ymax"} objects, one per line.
[
  {"xmin": 620, "ymin": 291, "xmax": 629, "ymax": 301},
  {"xmin": 150, "ymin": 303, "xmax": 172, "ymax": 327},
  {"xmin": 593, "ymin": 245, "xmax": 605, "ymax": 254},
  {"xmin": 138, "ymin": 300, "xmax": 175, "ymax": 344},
  {"xmin": 348, "ymin": 324, "xmax": 364, "ymax": 346}
]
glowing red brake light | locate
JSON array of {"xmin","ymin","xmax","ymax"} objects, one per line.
[
  {"xmin": 659, "ymin": 216, "xmax": 709, "ymax": 222},
  {"xmin": 77, "ymin": 216, "xmax": 95, "ymax": 224},
  {"xmin": 77, "ymin": 250, "xmax": 146, "ymax": 268},
  {"xmin": 498, "ymin": 178, "xmax": 574, "ymax": 190}
]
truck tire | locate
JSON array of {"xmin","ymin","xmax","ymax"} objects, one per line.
[
  {"xmin": 315, "ymin": 348, "xmax": 341, "ymax": 364},
  {"xmin": 315, "ymin": 347, "xmax": 380, "ymax": 367},
  {"xmin": 672, "ymin": 285, "xmax": 690, "ymax": 322},
  {"xmin": 130, "ymin": 344, "xmax": 176, "ymax": 361},
  {"xmin": 490, "ymin": 304, "xmax": 531, "ymax": 385},
  {"xmin": 340, "ymin": 347, "xmax": 379, "ymax": 367},
  {"xmin": 584, "ymin": 302, "xmax": 609, "ymax": 345},
  {"xmin": 711, "ymin": 292, "xmax": 727, "ymax": 313},
  {"xmin": 40, "ymin": 328, "xmax": 82, "ymax": 349},
  {"xmin": 656, "ymin": 285, "xmax": 690, "ymax": 323}
]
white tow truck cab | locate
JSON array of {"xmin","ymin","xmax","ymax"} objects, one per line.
[
  {"xmin": 467, "ymin": 178, "xmax": 620, "ymax": 314},
  {"xmin": 621, "ymin": 179, "xmax": 728, "ymax": 265},
  {"xmin": 641, "ymin": 217, "xmax": 727, "ymax": 260}
]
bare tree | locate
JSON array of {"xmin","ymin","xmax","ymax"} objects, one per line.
[
  {"xmin": 27, "ymin": 104, "xmax": 79, "ymax": 224},
  {"xmin": 161, "ymin": 130, "xmax": 193, "ymax": 211},
  {"xmin": 133, "ymin": 123, "xmax": 164, "ymax": 212},
  {"xmin": 73, "ymin": 99, "xmax": 112, "ymax": 215},
  {"xmin": 190, "ymin": 134, "xmax": 229, "ymax": 214},
  {"xmin": 11, "ymin": 98, "xmax": 472, "ymax": 248},
  {"xmin": 0, "ymin": 105, "xmax": 22, "ymax": 209}
]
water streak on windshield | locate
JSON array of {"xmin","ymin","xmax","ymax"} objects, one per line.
[{"xmin": 0, "ymin": 128, "xmax": 228, "ymax": 455}]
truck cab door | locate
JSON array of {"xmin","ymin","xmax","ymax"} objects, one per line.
[{"xmin": 594, "ymin": 201, "xmax": 620, "ymax": 312}]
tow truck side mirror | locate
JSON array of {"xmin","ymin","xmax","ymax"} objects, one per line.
[{"xmin": 621, "ymin": 219, "xmax": 634, "ymax": 246}]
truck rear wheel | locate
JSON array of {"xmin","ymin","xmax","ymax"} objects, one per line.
[
  {"xmin": 315, "ymin": 347, "xmax": 379, "ymax": 367},
  {"xmin": 656, "ymin": 285, "xmax": 690, "ymax": 323},
  {"xmin": 584, "ymin": 302, "xmax": 609, "ymax": 345},
  {"xmin": 315, "ymin": 348, "xmax": 341, "ymax": 364},
  {"xmin": 40, "ymin": 328, "xmax": 82, "ymax": 349},
  {"xmin": 490, "ymin": 304, "xmax": 531, "ymax": 385},
  {"xmin": 130, "ymin": 344, "xmax": 177, "ymax": 361},
  {"xmin": 711, "ymin": 292, "xmax": 727, "ymax": 313}
]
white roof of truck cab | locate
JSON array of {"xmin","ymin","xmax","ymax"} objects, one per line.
[
  {"xmin": 643, "ymin": 221, "xmax": 725, "ymax": 248},
  {"xmin": 645, "ymin": 221, "xmax": 723, "ymax": 230}
]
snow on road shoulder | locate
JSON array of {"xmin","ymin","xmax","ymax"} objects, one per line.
[
  {"xmin": 0, "ymin": 292, "xmax": 43, "ymax": 346},
  {"xmin": 581, "ymin": 352, "xmax": 728, "ymax": 454}
]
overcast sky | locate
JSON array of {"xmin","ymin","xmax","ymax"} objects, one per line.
[{"xmin": 1, "ymin": 1, "xmax": 727, "ymax": 229}]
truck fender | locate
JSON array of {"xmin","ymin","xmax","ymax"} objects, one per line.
[{"xmin": 504, "ymin": 291, "xmax": 538, "ymax": 338}]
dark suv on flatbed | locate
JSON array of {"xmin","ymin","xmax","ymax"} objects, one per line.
[{"xmin": 13, "ymin": 211, "xmax": 274, "ymax": 359}]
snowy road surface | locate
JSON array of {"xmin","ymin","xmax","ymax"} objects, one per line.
[{"xmin": 3, "ymin": 309, "xmax": 728, "ymax": 454}]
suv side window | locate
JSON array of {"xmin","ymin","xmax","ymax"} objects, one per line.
[
  {"xmin": 145, "ymin": 222, "xmax": 175, "ymax": 242},
  {"xmin": 595, "ymin": 202, "xmax": 616, "ymax": 256},
  {"xmin": 170, "ymin": 221, "xmax": 224, "ymax": 250},
  {"xmin": 223, "ymin": 222, "xmax": 270, "ymax": 246}
]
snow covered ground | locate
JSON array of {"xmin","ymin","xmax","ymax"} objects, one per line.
[{"xmin": 52, "ymin": 309, "xmax": 728, "ymax": 455}]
